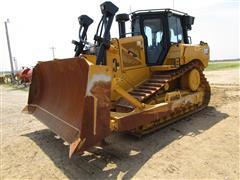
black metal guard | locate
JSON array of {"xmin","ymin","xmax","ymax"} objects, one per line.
[
  {"xmin": 95, "ymin": 1, "xmax": 119, "ymax": 65},
  {"xmin": 72, "ymin": 15, "xmax": 93, "ymax": 57}
]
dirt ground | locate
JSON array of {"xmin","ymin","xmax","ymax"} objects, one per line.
[{"xmin": 1, "ymin": 69, "xmax": 239, "ymax": 179}]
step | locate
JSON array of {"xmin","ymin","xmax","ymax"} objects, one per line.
[
  {"xmin": 148, "ymin": 79, "xmax": 169, "ymax": 83},
  {"xmin": 152, "ymin": 74, "xmax": 172, "ymax": 79},
  {"xmin": 133, "ymin": 89, "xmax": 155, "ymax": 94},
  {"xmin": 129, "ymin": 91, "xmax": 150, "ymax": 97},
  {"xmin": 143, "ymin": 82, "xmax": 164, "ymax": 87},
  {"xmin": 138, "ymin": 85, "xmax": 160, "ymax": 91}
]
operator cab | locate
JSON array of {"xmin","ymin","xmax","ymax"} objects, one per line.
[
  {"xmin": 122, "ymin": 9, "xmax": 194, "ymax": 66},
  {"xmin": 73, "ymin": 3, "xmax": 195, "ymax": 66}
]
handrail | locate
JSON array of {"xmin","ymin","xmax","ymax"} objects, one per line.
[{"xmin": 130, "ymin": 8, "xmax": 188, "ymax": 16}]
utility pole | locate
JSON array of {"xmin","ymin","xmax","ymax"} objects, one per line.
[
  {"xmin": 173, "ymin": 0, "xmax": 175, "ymax": 9},
  {"xmin": 50, "ymin": 46, "xmax": 56, "ymax": 59},
  {"xmin": 13, "ymin": 57, "xmax": 18, "ymax": 72},
  {"xmin": 4, "ymin": 19, "xmax": 15, "ymax": 82}
]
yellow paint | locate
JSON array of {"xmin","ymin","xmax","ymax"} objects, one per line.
[
  {"xmin": 171, "ymin": 91, "xmax": 204, "ymax": 110},
  {"xmin": 188, "ymin": 69, "xmax": 200, "ymax": 91},
  {"xmin": 87, "ymin": 63, "xmax": 112, "ymax": 81},
  {"xmin": 106, "ymin": 36, "xmax": 150, "ymax": 101},
  {"xmin": 150, "ymin": 65, "xmax": 176, "ymax": 71},
  {"xmin": 180, "ymin": 68, "xmax": 200, "ymax": 91},
  {"xmin": 164, "ymin": 91, "xmax": 181, "ymax": 103},
  {"xmin": 183, "ymin": 43, "xmax": 209, "ymax": 67},
  {"xmin": 113, "ymin": 84, "xmax": 145, "ymax": 110},
  {"xmin": 163, "ymin": 43, "xmax": 209, "ymax": 68},
  {"xmin": 110, "ymin": 90, "xmax": 204, "ymax": 131},
  {"xmin": 80, "ymin": 35, "xmax": 209, "ymax": 132},
  {"xmin": 82, "ymin": 54, "xmax": 96, "ymax": 64},
  {"xmin": 110, "ymin": 102, "xmax": 169, "ymax": 119}
]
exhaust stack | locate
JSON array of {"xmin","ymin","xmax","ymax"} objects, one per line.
[{"xmin": 116, "ymin": 13, "xmax": 129, "ymax": 38}]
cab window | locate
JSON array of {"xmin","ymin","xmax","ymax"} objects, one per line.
[
  {"xmin": 143, "ymin": 18, "xmax": 164, "ymax": 64},
  {"xmin": 132, "ymin": 18, "xmax": 141, "ymax": 35},
  {"xmin": 168, "ymin": 16, "xmax": 183, "ymax": 43}
]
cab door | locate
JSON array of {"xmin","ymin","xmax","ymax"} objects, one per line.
[{"xmin": 141, "ymin": 15, "xmax": 168, "ymax": 65}]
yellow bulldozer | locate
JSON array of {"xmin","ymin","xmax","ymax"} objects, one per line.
[{"xmin": 23, "ymin": 1, "xmax": 210, "ymax": 157}]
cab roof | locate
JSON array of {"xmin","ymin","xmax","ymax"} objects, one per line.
[{"xmin": 130, "ymin": 9, "xmax": 189, "ymax": 17}]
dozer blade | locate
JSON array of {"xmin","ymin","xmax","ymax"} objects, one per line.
[{"xmin": 23, "ymin": 58, "xmax": 112, "ymax": 157}]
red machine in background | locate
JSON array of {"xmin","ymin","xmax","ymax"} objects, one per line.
[{"xmin": 16, "ymin": 67, "xmax": 33, "ymax": 84}]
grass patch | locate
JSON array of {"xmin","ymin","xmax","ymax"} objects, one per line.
[{"xmin": 206, "ymin": 61, "xmax": 240, "ymax": 71}]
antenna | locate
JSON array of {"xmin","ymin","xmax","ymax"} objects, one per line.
[
  {"xmin": 129, "ymin": 5, "xmax": 132, "ymax": 13},
  {"xmin": 50, "ymin": 46, "xmax": 56, "ymax": 59}
]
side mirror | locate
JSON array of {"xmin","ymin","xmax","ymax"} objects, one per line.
[{"xmin": 183, "ymin": 15, "xmax": 195, "ymax": 30}]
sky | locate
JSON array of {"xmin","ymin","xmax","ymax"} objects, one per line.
[{"xmin": 0, "ymin": 0, "xmax": 239, "ymax": 71}]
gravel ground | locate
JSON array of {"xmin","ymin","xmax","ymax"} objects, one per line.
[
  {"xmin": 204, "ymin": 69, "xmax": 239, "ymax": 85},
  {"xmin": 0, "ymin": 69, "xmax": 239, "ymax": 179}
]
